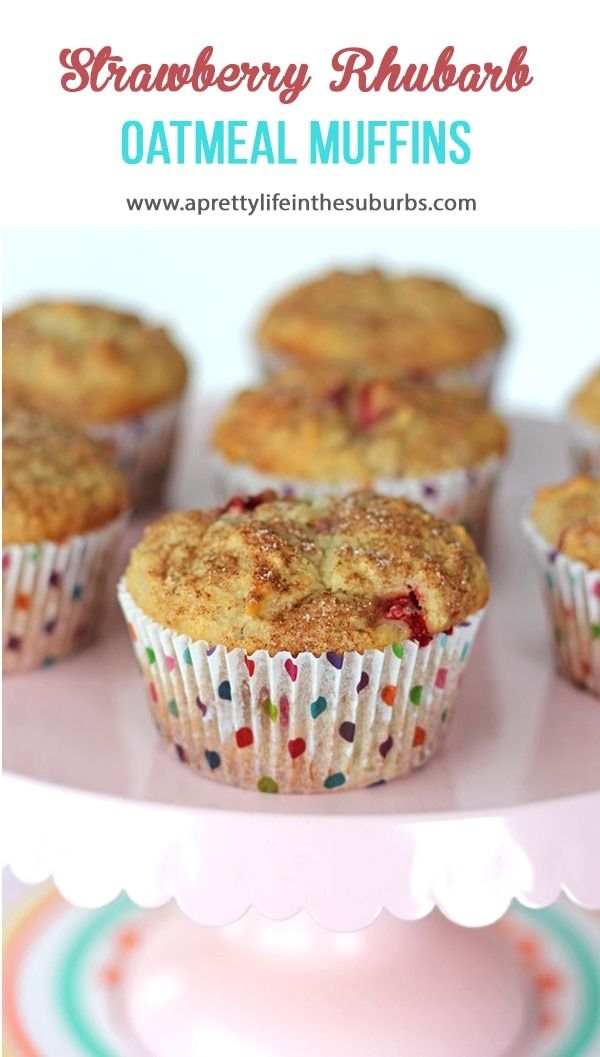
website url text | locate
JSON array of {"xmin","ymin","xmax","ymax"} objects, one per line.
[{"xmin": 125, "ymin": 192, "xmax": 477, "ymax": 216}]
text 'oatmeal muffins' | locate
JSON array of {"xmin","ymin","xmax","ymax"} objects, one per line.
[
  {"xmin": 568, "ymin": 365, "xmax": 600, "ymax": 476},
  {"xmin": 120, "ymin": 491, "xmax": 489, "ymax": 793},
  {"xmin": 256, "ymin": 269, "xmax": 506, "ymax": 392},
  {"xmin": 3, "ymin": 403, "xmax": 130, "ymax": 672},
  {"xmin": 523, "ymin": 476, "xmax": 600, "ymax": 695},
  {"xmin": 212, "ymin": 370, "xmax": 508, "ymax": 539},
  {"xmin": 3, "ymin": 300, "xmax": 189, "ymax": 506}
]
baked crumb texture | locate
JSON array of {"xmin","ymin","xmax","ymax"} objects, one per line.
[
  {"xmin": 569, "ymin": 367, "xmax": 600, "ymax": 476},
  {"xmin": 3, "ymin": 402, "xmax": 130, "ymax": 544},
  {"xmin": 125, "ymin": 491, "xmax": 489, "ymax": 655},
  {"xmin": 3, "ymin": 300, "xmax": 188, "ymax": 423},
  {"xmin": 256, "ymin": 269, "xmax": 505, "ymax": 377},
  {"xmin": 214, "ymin": 370, "xmax": 508, "ymax": 481},
  {"xmin": 530, "ymin": 476, "xmax": 600, "ymax": 569},
  {"xmin": 524, "ymin": 476, "xmax": 600, "ymax": 695},
  {"xmin": 3, "ymin": 403, "xmax": 130, "ymax": 671},
  {"xmin": 570, "ymin": 367, "xmax": 600, "ymax": 428}
]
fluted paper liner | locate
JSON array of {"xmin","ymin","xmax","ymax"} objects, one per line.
[
  {"xmin": 90, "ymin": 398, "xmax": 181, "ymax": 509},
  {"xmin": 118, "ymin": 581, "xmax": 486, "ymax": 793},
  {"xmin": 523, "ymin": 513, "xmax": 600, "ymax": 695},
  {"xmin": 3, "ymin": 513, "xmax": 129, "ymax": 673},
  {"xmin": 257, "ymin": 346, "xmax": 501, "ymax": 397},
  {"xmin": 567, "ymin": 414, "xmax": 600, "ymax": 478},
  {"xmin": 209, "ymin": 452, "xmax": 501, "ymax": 546}
]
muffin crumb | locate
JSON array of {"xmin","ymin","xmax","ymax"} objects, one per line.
[
  {"xmin": 3, "ymin": 403, "xmax": 130, "ymax": 544},
  {"xmin": 214, "ymin": 369, "xmax": 508, "ymax": 481},
  {"xmin": 570, "ymin": 366, "xmax": 600, "ymax": 428},
  {"xmin": 257, "ymin": 269, "xmax": 505, "ymax": 376},
  {"xmin": 3, "ymin": 300, "xmax": 188, "ymax": 423},
  {"xmin": 531, "ymin": 476, "xmax": 600, "ymax": 568},
  {"xmin": 125, "ymin": 492, "xmax": 489, "ymax": 653}
]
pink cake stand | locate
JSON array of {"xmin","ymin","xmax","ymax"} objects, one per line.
[{"xmin": 4, "ymin": 408, "xmax": 600, "ymax": 1057}]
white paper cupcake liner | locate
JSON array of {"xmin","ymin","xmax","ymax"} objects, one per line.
[
  {"xmin": 89, "ymin": 398, "xmax": 182, "ymax": 509},
  {"xmin": 208, "ymin": 451, "xmax": 502, "ymax": 546},
  {"xmin": 566, "ymin": 415, "xmax": 600, "ymax": 477},
  {"xmin": 522, "ymin": 514, "xmax": 600, "ymax": 695},
  {"xmin": 257, "ymin": 346, "xmax": 502, "ymax": 398},
  {"xmin": 3, "ymin": 513, "xmax": 129, "ymax": 674},
  {"xmin": 118, "ymin": 581, "xmax": 486, "ymax": 794}
]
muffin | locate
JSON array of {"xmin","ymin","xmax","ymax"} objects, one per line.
[
  {"xmin": 568, "ymin": 366, "xmax": 600, "ymax": 476},
  {"xmin": 212, "ymin": 371, "xmax": 508, "ymax": 542},
  {"xmin": 3, "ymin": 403, "xmax": 130, "ymax": 672},
  {"xmin": 119, "ymin": 491, "xmax": 489, "ymax": 793},
  {"xmin": 256, "ymin": 269, "xmax": 506, "ymax": 394},
  {"xmin": 3, "ymin": 301, "xmax": 189, "ymax": 507},
  {"xmin": 523, "ymin": 476, "xmax": 600, "ymax": 694}
]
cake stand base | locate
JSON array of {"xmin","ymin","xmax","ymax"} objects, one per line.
[{"xmin": 122, "ymin": 907, "xmax": 536, "ymax": 1057}]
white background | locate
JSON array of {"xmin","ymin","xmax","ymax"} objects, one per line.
[
  {"xmin": 4, "ymin": 226, "xmax": 598, "ymax": 417},
  {"xmin": 1, "ymin": 0, "xmax": 599, "ymax": 227}
]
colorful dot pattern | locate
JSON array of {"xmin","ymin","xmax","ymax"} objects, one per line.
[
  {"xmin": 125, "ymin": 594, "xmax": 481, "ymax": 795},
  {"xmin": 3, "ymin": 515, "xmax": 125, "ymax": 672},
  {"xmin": 524, "ymin": 519, "xmax": 600, "ymax": 695}
]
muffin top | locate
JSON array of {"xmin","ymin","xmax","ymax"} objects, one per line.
[
  {"xmin": 214, "ymin": 370, "xmax": 508, "ymax": 481},
  {"xmin": 530, "ymin": 476, "xmax": 600, "ymax": 568},
  {"xmin": 3, "ymin": 403, "xmax": 130, "ymax": 544},
  {"xmin": 3, "ymin": 301, "xmax": 188, "ymax": 423},
  {"xmin": 570, "ymin": 366, "xmax": 600, "ymax": 427},
  {"xmin": 125, "ymin": 491, "xmax": 489, "ymax": 654},
  {"xmin": 256, "ymin": 269, "xmax": 505, "ymax": 376}
]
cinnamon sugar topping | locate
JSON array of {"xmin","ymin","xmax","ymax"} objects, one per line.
[{"xmin": 125, "ymin": 492, "xmax": 489, "ymax": 653}]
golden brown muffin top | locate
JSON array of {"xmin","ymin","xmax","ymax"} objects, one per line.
[
  {"xmin": 214, "ymin": 370, "xmax": 508, "ymax": 481},
  {"xmin": 256, "ymin": 269, "xmax": 505, "ymax": 375},
  {"xmin": 530, "ymin": 476, "xmax": 600, "ymax": 568},
  {"xmin": 570, "ymin": 367, "xmax": 600, "ymax": 428},
  {"xmin": 3, "ymin": 403, "xmax": 130, "ymax": 544},
  {"xmin": 125, "ymin": 491, "xmax": 489, "ymax": 654},
  {"xmin": 3, "ymin": 301, "xmax": 188, "ymax": 423}
]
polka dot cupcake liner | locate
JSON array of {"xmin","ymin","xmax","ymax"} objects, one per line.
[
  {"xmin": 3, "ymin": 513, "xmax": 129, "ymax": 674},
  {"xmin": 566, "ymin": 415, "xmax": 600, "ymax": 477},
  {"xmin": 257, "ymin": 346, "xmax": 502, "ymax": 398},
  {"xmin": 89, "ymin": 398, "xmax": 182, "ymax": 510},
  {"xmin": 522, "ymin": 513, "xmax": 600, "ymax": 695},
  {"xmin": 118, "ymin": 581, "xmax": 486, "ymax": 794},
  {"xmin": 209, "ymin": 452, "xmax": 502, "ymax": 547}
]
